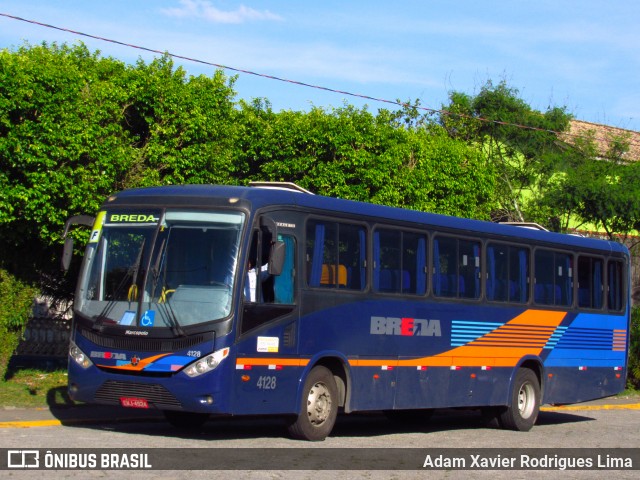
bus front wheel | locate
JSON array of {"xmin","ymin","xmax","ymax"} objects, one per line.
[
  {"xmin": 499, "ymin": 368, "xmax": 540, "ymax": 431},
  {"xmin": 287, "ymin": 366, "xmax": 338, "ymax": 441}
]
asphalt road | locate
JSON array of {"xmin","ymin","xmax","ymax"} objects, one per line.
[{"xmin": 0, "ymin": 395, "xmax": 639, "ymax": 479}]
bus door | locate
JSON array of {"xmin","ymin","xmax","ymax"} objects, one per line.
[{"xmin": 234, "ymin": 214, "xmax": 300, "ymax": 414}]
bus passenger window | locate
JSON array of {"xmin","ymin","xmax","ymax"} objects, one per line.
[
  {"xmin": 433, "ymin": 236, "xmax": 480, "ymax": 299},
  {"xmin": 374, "ymin": 229, "xmax": 401, "ymax": 293},
  {"xmin": 607, "ymin": 260, "xmax": 625, "ymax": 312},
  {"xmin": 577, "ymin": 256, "xmax": 604, "ymax": 309},
  {"xmin": 373, "ymin": 229, "xmax": 427, "ymax": 295},
  {"xmin": 307, "ymin": 220, "xmax": 366, "ymax": 290},
  {"xmin": 487, "ymin": 244, "xmax": 529, "ymax": 303},
  {"xmin": 534, "ymin": 249, "xmax": 572, "ymax": 306}
]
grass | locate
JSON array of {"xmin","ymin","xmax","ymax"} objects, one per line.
[
  {"xmin": 0, "ymin": 368, "xmax": 74, "ymax": 408},
  {"xmin": 615, "ymin": 387, "xmax": 640, "ymax": 399}
]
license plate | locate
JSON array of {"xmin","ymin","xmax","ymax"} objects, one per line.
[{"xmin": 120, "ymin": 397, "xmax": 149, "ymax": 409}]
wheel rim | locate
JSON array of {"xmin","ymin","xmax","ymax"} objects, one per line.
[
  {"xmin": 306, "ymin": 381, "xmax": 332, "ymax": 426},
  {"xmin": 518, "ymin": 382, "xmax": 536, "ymax": 419}
]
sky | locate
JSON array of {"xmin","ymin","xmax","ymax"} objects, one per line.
[{"xmin": 1, "ymin": 1, "xmax": 639, "ymax": 132}]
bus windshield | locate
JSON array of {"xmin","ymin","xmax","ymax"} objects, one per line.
[{"xmin": 75, "ymin": 209, "xmax": 245, "ymax": 329}]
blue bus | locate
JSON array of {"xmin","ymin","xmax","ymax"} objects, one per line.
[{"xmin": 63, "ymin": 182, "xmax": 630, "ymax": 440}]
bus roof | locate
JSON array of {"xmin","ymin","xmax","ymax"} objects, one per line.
[{"xmin": 105, "ymin": 184, "xmax": 628, "ymax": 256}]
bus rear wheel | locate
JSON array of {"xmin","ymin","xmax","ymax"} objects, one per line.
[
  {"xmin": 499, "ymin": 368, "xmax": 540, "ymax": 431},
  {"xmin": 287, "ymin": 366, "xmax": 338, "ymax": 441}
]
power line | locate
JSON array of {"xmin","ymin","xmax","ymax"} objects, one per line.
[{"xmin": 1, "ymin": 11, "xmax": 638, "ymax": 151}]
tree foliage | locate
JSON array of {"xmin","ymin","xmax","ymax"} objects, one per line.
[
  {"xmin": 541, "ymin": 129, "xmax": 639, "ymax": 239},
  {"xmin": 2, "ymin": 41, "xmax": 635, "ymax": 300},
  {"xmin": 0, "ymin": 269, "xmax": 37, "ymax": 380},
  {"xmin": 1, "ymin": 42, "xmax": 640, "ymax": 385},
  {"xmin": 0, "ymin": 42, "xmax": 237, "ymax": 287},
  {"xmin": 237, "ymin": 100, "xmax": 496, "ymax": 218},
  {"xmin": 441, "ymin": 80, "xmax": 572, "ymax": 223}
]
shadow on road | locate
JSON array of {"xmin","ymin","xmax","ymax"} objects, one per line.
[{"xmin": 48, "ymin": 403, "xmax": 596, "ymax": 441}]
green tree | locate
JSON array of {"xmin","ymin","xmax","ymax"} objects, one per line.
[
  {"xmin": 0, "ymin": 269, "xmax": 37, "ymax": 380},
  {"xmin": 0, "ymin": 42, "xmax": 133, "ymax": 280},
  {"xmin": 541, "ymin": 129, "xmax": 640, "ymax": 239},
  {"xmin": 122, "ymin": 56, "xmax": 239, "ymax": 187},
  {"xmin": 441, "ymin": 80, "xmax": 572, "ymax": 224},
  {"xmin": 0, "ymin": 42, "xmax": 238, "ymax": 291},
  {"xmin": 237, "ymin": 101, "xmax": 497, "ymax": 219}
]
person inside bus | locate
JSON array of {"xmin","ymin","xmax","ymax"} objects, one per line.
[{"xmin": 245, "ymin": 258, "xmax": 271, "ymax": 302}]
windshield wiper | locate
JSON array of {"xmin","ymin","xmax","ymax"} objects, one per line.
[
  {"xmin": 93, "ymin": 238, "xmax": 146, "ymax": 331},
  {"xmin": 149, "ymin": 238, "xmax": 186, "ymax": 337}
]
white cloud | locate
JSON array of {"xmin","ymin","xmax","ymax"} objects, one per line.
[{"xmin": 161, "ymin": 0, "xmax": 282, "ymax": 24}]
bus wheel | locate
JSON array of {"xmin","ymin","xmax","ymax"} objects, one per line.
[
  {"xmin": 499, "ymin": 368, "xmax": 540, "ymax": 431},
  {"xmin": 287, "ymin": 366, "xmax": 338, "ymax": 441},
  {"xmin": 163, "ymin": 410, "xmax": 209, "ymax": 430}
]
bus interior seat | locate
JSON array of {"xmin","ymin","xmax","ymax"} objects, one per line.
[{"xmin": 321, "ymin": 264, "xmax": 348, "ymax": 287}]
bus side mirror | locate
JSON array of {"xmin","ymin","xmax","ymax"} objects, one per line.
[
  {"xmin": 61, "ymin": 214, "xmax": 95, "ymax": 272},
  {"xmin": 269, "ymin": 241, "xmax": 285, "ymax": 276},
  {"xmin": 62, "ymin": 237, "xmax": 74, "ymax": 272}
]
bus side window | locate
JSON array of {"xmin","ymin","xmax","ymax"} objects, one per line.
[
  {"xmin": 487, "ymin": 243, "xmax": 529, "ymax": 304},
  {"xmin": 433, "ymin": 236, "xmax": 480, "ymax": 299},
  {"xmin": 607, "ymin": 260, "xmax": 625, "ymax": 312},
  {"xmin": 577, "ymin": 256, "xmax": 604, "ymax": 309},
  {"xmin": 373, "ymin": 228, "xmax": 427, "ymax": 295},
  {"xmin": 307, "ymin": 220, "xmax": 366, "ymax": 290},
  {"xmin": 534, "ymin": 249, "xmax": 573, "ymax": 306},
  {"xmin": 245, "ymin": 229, "xmax": 275, "ymax": 303}
]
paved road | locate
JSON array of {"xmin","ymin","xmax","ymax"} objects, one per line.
[{"xmin": 1, "ymin": 394, "xmax": 639, "ymax": 479}]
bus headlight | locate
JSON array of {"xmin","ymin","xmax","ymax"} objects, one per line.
[
  {"xmin": 184, "ymin": 347, "xmax": 230, "ymax": 377},
  {"xmin": 69, "ymin": 340, "xmax": 93, "ymax": 369}
]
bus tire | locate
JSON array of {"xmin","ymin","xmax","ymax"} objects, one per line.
[
  {"xmin": 287, "ymin": 366, "xmax": 338, "ymax": 441},
  {"xmin": 499, "ymin": 368, "xmax": 540, "ymax": 431},
  {"xmin": 163, "ymin": 410, "xmax": 209, "ymax": 430}
]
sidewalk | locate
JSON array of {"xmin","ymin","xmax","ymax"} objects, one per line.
[
  {"xmin": 540, "ymin": 392, "xmax": 640, "ymax": 411},
  {"xmin": 0, "ymin": 403, "xmax": 164, "ymax": 426}
]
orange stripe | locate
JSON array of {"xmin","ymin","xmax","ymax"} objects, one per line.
[
  {"xmin": 613, "ymin": 331, "xmax": 627, "ymax": 351},
  {"xmin": 354, "ymin": 355, "xmax": 525, "ymax": 368},
  {"xmin": 435, "ymin": 311, "xmax": 567, "ymax": 364},
  {"xmin": 350, "ymin": 359, "xmax": 400, "ymax": 367},
  {"xmin": 96, "ymin": 353, "xmax": 170, "ymax": 371},
  {"xmin": 506, "ymin": 309, "xmax": 567, "ymax": 326},
  {"xmin": 236, "ymin": 358, "xmax": 310, "ymax": 367},
  {"xmin": 241, "ymin": 310, "xmax": 568, "ymax": 370}
]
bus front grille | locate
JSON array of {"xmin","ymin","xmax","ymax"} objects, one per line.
[
  {"xmin": 81, "ymin": 328, "xmax": 207, "ymax": 352},
  {"xmin": 94, "ymin": 380, "xmax": 182, "ymax": 408}
]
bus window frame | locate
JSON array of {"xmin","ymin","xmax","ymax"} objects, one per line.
[
  {"xmin": 485, "ymin": 240, "xmax": 531, "ymax": 305},
  {"xmin": 371, "ymin": 223, "xmax": 430, "ymax": 297},
  {"xmin": 431, "ymin": 232, "xmax": 482, "ymax": 301},
  {"xmin": 532, "ymin": 247, "xmax": 575, "ymax": 308},
  {"xmin": 575, "ymin": 253, "xmax": 606, "ymax": 311},
  {"xmin": 304, "ymin": 215, "xmax": 369, "ymax": 292},
  {"xmin": 606, "ymin": 257, "xmax": 627, "ymax": 313}
]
